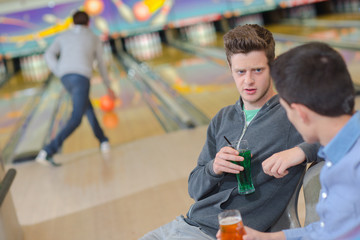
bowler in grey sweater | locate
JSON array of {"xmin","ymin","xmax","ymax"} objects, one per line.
[{"xmin": 36, "ymin": 11, "xmax": 115, "ymax": 166}]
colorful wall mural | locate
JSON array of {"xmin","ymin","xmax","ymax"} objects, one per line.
[{"xmin": 0, "ymin": 0, "xmax": 326, "ymax": 58}]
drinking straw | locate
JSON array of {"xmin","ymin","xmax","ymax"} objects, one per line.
[{"xmin": 223, "ymin": 136, "xmax": 232, "ymax": 145}]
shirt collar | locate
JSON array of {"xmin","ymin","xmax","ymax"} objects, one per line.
[
  {"xmin": 318, "ymin": 111, "xmax": 360, "ymax": 164},
  {"xmin": 237, "ymin": 94, "xmax": 279, "ymax": 111},
  {"xmin": 71, "ymin": 25, "xmax": 87, "ymax": 33}
]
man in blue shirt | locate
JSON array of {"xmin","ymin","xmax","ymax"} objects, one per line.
[{"xmin": 233, "ymin": 42, "xmax": 360, "ymax": 239}]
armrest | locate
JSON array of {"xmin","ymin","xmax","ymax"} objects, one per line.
[{"xmin": 0, "ymin": 169, "xmax": 16, "ymax": 207}]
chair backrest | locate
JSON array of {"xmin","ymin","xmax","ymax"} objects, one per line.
[
  {"xmin": 269, "ymin": 168, "xmax": 305, "ymax": 232},
  {"xmin": 269, "ymin": 161, "xmax": 324, "ymax": 231},
  {"xmin": 303, "ymin": 161, "xmax": 324, "ymax": 226}
]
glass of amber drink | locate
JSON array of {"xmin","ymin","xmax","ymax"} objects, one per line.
[{"xmin": 218, "ymin": 209, "xmax": 245, "ymax": 240}]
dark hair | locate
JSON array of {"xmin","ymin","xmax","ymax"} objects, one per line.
[
  {"xmin": 223, "ymin": 24, "xmax": 275, "ymax": 68},
  {"xmin": 271, "ymin": 42, "xmax": 354, "ymax": 116},
  {"xmin": 73, "ymin": 11, "xmax": 89, "ymax": 25}
]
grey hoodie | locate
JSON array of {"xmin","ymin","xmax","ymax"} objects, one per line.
[{"xmin": 185, "ymin": 95, "xmax": 319, "ymax": 237}]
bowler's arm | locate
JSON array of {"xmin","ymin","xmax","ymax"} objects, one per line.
[{"xmin": 44, "ymin": 38, "xmax": 60, "ymax": 76}]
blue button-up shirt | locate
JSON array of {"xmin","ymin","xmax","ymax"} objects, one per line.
[{"xmin": 284, "ymin": 111, "xmax": 360, "ymax": 240}]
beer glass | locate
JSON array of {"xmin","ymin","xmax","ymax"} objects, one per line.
[
  {"xmin": 218, "ymin": 209, "xmax": 245, "ymax": 240},
  {"xmin": 232, "ymin": 140, "xmax": 255, "ymax": 195}
]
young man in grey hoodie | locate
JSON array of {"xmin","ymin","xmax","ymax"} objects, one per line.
[
  {"xmin": 140, "ymin": 24, "xmax": 319, "ymax": 240},
  {"xmin": 237, "ymin": 42, "xmax": 360, "ymax": 240},
  {"xmin": 36, "ymin": 11, "xmax": 115, "ymax": 166}
]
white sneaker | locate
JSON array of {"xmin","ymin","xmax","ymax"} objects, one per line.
[
  {"xmin": 100, "ymin": 141, "xmax": 111, "ymax": 153},
  {"xmin": 35, "ymin": 150, "xmax": 50, "ymax": 166},
  {"xmin": 35, "ymin": 150, "xmax": 61, "ymax": 167}
]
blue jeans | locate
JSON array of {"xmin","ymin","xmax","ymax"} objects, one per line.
[{"xmin": 44, "ymin": 74, "xmax": 108, "ymax": 157}]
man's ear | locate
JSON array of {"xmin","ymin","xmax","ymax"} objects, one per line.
[{"xmin": 290, "ymin": 103, "xmax": 311, "ymax": 124}]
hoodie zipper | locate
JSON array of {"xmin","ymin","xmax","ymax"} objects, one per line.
[
  {"xmin": 236, "ymin": 110, "xmax": 248, "ymax": 149},
  {"xmin": 189, "ymin": 103, "xmax": 258, "ymax": 218}
]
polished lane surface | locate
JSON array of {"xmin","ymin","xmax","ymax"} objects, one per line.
[
  {"xmin": 0, "ymin": 71, "xmax": 47, "ymax": 158},
  {"xmin": 144, "ymin": 44, "xmax": 237, "ymax": 119}
]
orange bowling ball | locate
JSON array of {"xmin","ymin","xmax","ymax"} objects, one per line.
[
  {"xmin": 84, "ymin": 0, "xmax": 104, "ymax": 16},
  {"xmin": 100, "ymin": 95, "xmax": 115, "ymax": 112},
  {"xmin": 102, "ymin": 112, "xmax": 119, "ymax": 128}
]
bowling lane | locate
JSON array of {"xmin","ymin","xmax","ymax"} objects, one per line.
[
  {"xmin": 265, "ymin": 11, "xmax": 360, "ymax": 49},
  {"xmin": 266, "ymin": 24, "xmax": 360, "ymax": 47},
  {"xmin": 271, "ymin": 39, "xmax": 360, "ymax": 86},
  {"xmin": 264, "ymin": 28, "xmax": 360, "ymax": 86},
  {"xmin": 264, "ymin": 14, "xmax": 360, "ymax": 85},
  {"xmin": 0, "ymin": 71, "xmax": 46, "ymax": 157},
  {"xmin": 60, "ymin": 56, "xmax": 166, "ymax": 155},
  {"xmin": 144, "ymin": 43, "xmax": 238, "ymax": 119},
  {"xmin": 175, "ymin": 14, "xmax": 360, "ymax": 87},
  {"xmin": 316, "ymin": 12, "xmax": 360, "ymax": 21},
  {"xmin": 1, "ymin": 52, "xmax": 169, "ymax": 161}
]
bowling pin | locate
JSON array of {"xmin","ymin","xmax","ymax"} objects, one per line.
[
  {"xmin": 126, "ymin": 37, "xmax": 134, "ymax": 56},
  {"xmin": 32, "ymin": 55, "xmax": 39, "ymax": 82},
  {"xmin": 35, "ymin": 54, "xmax": 43, "ymax": 82},
  {"xmin": 29, "ymin": 55, "xmax": 36, "ymax": 82},
  {"xmin": 151, "ymin": 0, "xmax": 174, "ymax": 26},
  {"xmin": 94, "ymin": 16, "xmax": 110, "ymax": 35},
  {"xmin": 133, "ymin": 35, "xmax": 140, "ymax": 59},
  {"xmin": 111, "ymin": 0, "xmax": 135, "ymax": 23},
  {"xmin": 141, "ymin": 34, "xmax": 149, "ymax": 60},
  {"xmin": 39, "ymin": 54, "xmax": 49, "ymax": 82}
]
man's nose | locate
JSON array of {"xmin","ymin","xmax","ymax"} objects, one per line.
[{"xmin": 244, "ymin": 72, "xmax": 254, "ymax": 84}]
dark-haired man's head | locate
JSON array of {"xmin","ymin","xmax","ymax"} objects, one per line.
[
  {"xmin": 73, "ymin": 11, "xmax": 89, "ymax": 26},
  {"xmin": 271, "ymin": 42, "xmax": 354, "ymax": 117}
]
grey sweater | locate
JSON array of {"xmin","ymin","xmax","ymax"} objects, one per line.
[
  {"xmin": 44, "ymin": 25, "xmax": 111, "ymax": 88},
  {"xmin": 186, "ymin": 95, "xmax": 319, "ymax": 237}
]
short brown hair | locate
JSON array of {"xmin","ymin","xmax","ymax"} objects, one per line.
[
  {"xmin": 73, "ymin": 11, "xmax": 89, "ymax": 25},
  {"xmin": 223, "ymin": 24, "xmax": 275, "ymax": 68},
  {"xmin": 271, "ymin": 42, "xmax": 354, "ymax": 116}
]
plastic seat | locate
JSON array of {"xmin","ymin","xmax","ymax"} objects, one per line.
[
  {"xmin": 269, "ymin": 161, "xmax": 324, "ymax": 231},
  {"xmin": 269, "ymin": 168, "xmax": 305, "ymax": 232},
  {"xmin": 303, "ymin": 161, "xmax": 324, "ymax": 226}
]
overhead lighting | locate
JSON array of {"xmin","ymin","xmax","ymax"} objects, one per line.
[{"xmin": 48, "ymin": 1, "xmax": 55, "ymax": 8}]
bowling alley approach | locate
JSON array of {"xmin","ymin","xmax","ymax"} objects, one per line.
[{"xmin": 0, "ymin": 0, "xmax": 360, "ymax": 239}]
